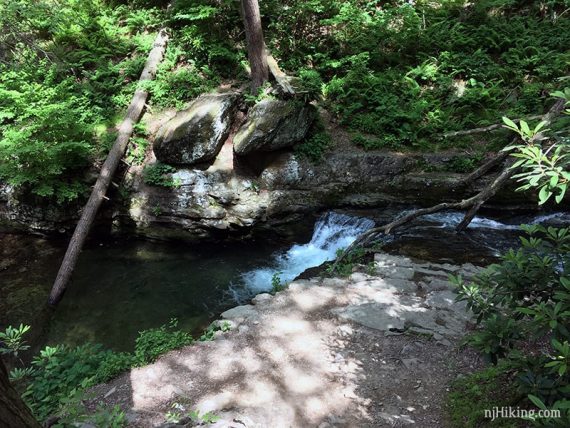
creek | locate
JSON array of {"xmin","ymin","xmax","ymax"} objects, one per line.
[{"xmin": 1, "ymin": 208, "xmax": 568, "ymax": 352}]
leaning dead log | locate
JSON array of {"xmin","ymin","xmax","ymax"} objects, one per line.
[
  {"xmin": 443, "ymin": 115, "xmax": 542, "ymax": 138},
  {"xmin": 266, "ymin": 51, "xmax": 295, "ymax": 96},
  {"xmin": 459, "ymin": 150, "xmax": 510, "ymax": 187},
  {"xmin": 48, "ymin": 30, "xmax": 168, "ymax": 306},
  {"xmin": 334, "ymin": 98, "xmax": 567, "ymax": 268}
]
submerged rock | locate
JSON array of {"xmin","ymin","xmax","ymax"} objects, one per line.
[
  {"xmin": 153, "ymin": 92, "xmax": 239, "ymax": 165},
  {"xmin": 233, "ymin": 99, "xmax": 316, "ymax": 155}
]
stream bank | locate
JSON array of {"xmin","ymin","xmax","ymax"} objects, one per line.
[
  {"xmin": 0, "ymin": 95, "xmax": 548, "ymax": 240},
  {"xmin": 86, "ymin": 252, "xmax": 485, "ymax": 427},
  {"xmin": 1, "ymin": 209, "xmax": 568, "ymax": 355}
]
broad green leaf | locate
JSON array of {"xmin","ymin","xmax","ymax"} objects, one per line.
[
  {"xmin": 520, "ymin": 120, "xmax": 531, "ymax": 137},
  {"xmin": 555, "ymin": 183, "xmax": 567, "ymax": 203},
  {"xmin": 502, "ymin": 116, "xmax": 518, "ymax": 130},
  {"xmin": 539, "ymin": 186, "xmax": 552, "ymax": 205},
  {"xmin": 528, "ymin": 394, "xmax": 547, "ymax": 410}
]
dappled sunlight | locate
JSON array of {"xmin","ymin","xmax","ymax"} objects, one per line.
[
  {"xmin": 118, "ymin": 280, "xmax": 374, "ymax": 426},
  {"xmin": 280, "ymin": 365, "xmax": 324, "ymax": 395},
  {"xmin": 78, "ymin": 252, "xmax": 485, "ymax": 426}
]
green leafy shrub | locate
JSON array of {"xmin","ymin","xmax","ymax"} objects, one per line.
[
  {"xmin": 0, "ymin": 323, "xmax": 30, "ymax": 358},
  {"xmin": 147, "ymin": 44, "xmax": 220, "ymax": 109},
  {"xmin": 2, "ymin": 318, "xmax": 215, "ymax": 422},
  {"xmin": 165, "ymin": 402, "xmax": 220, "ymax": 425},
  {"xmin": 446, "ymin": 155, "xmax": 483, "ymax": 173},
  {"xmin": 55, "ymin": 392, "xmax": 127, "ymax": 428},
  {"xmin": 260, "ymin": 0, "xmax": 570, "ymax": 150},
  {"xmin": 143, "ymin": 163, "xmax": 177, "ymax": 187},
  {"xmin": 294, "ymin": 131, "xmax": 332, "ymax": 162},
  {"xmin": 271, "ymin": 271, "xmax": 286, "ymax": 293},
  {"xmin": 447, "ymin": 363, "xmax": 520, "ymax": 428},
  {"xmin": 0, "ymin": 0, "xmax": 161, "ymax": 201},
  {"xmin": 451, "ymin": 225, "xmax": 570, "ymax": 422},
  {"xmin": 0, "ymin": 70, "xmax": 93, "ymax": 201},
  {"xmin": 133, "ymin": 319, "xmax": 193, "ymax": 365},
  {"xmin": 298, "ymin": 68, "xmax": 324, "ymax": 99},
  {"xmin": 327, "ymin": 247, "xmax": 367, "ymax": 277},
  {"xmin": 23, "ymin": 344, "xmax": 115, "ymax": 421},
  {"xmin": 198, "ymin": 321, "xmax": 231, "ymax": 342},
  {"xmin": 503, "ymin": 90, "xmax": 570, "ymax": 205}
]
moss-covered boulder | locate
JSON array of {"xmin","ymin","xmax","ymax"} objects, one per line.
[
  {"xmin": 153, "ymin": 92, "xmax": 239, "ymax": 165},
  {"xmin": 233, "ymin": 99, "xmax": 316, "ymax": 155}
]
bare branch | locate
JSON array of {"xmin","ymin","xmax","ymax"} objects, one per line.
[
  {"xmin": 332, "ymin": 99, "xmax": 568, "ymax": 269},
  {"xmin": 443, "ymin": 115, "xmax": 542, "ymax": 138}
]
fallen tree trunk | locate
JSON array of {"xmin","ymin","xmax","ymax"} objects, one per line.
[
  {"xmin": 48, "ymin": 30, "xmax": 168, "ymax": 306},
  {"xmin": 458, "ymin": 150, "xmax": 510, "ymax": 187},
  {"xmin": 443, "ymin": 115, "xmax": 542, "ymax": 138},
  {"xmin": 334, "ymin": 98, "xmax": 567, "ymax": 268},
  {"xmin": 266, "ymin": 51, "xmax": 295, "ymax": 96}
]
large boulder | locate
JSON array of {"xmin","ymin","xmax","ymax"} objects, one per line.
[
  {"xmin": 153, "ymin": 92, "xmax": 239, "ymax": 165},
  {"xmin": 233, "ymin": 99, "xmax": 315, "ymax": 155}
]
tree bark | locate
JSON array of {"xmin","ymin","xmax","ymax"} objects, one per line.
[
  {"xmin": 48, "ymin": 29, "xmax": 168, "ymax": 306},
  {"xmin": 459, "ymin": 150, "xmax": 510, "ymax": 187},
  {"xmin": 0, "ymin": 359, "xmax": 40, "ymax": 428},
  {"xmin": 266, "ymin": 51, "xmax": 295, "ymax": 95},
  {"xmin": 241, "ymin": 0, "xmax": 268, "ymax": 93}
]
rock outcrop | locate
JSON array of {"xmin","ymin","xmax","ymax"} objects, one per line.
[
  {"xmin": 153, "ymin": 93, "xmax": 239, "ymax": 165},
  {"xmin": 0, "ymin": 184, "xmax": 83, "ymax": 233},
  {"xmin": 0, "ymin": 97, "xmax": 547, "ymax": 238},
  {"xmin": 119, "ymin": 149, "xmax": 539, "ymax": 241},
  {"xmin": 87, "ymin": 253, "xmax": 481, "ymax": 427},
  {"xmin": 0, "ymin": 149, "xmax": 542, "ymax": 238},
  {"xmin": 233, "ymin": 99, "xmax": 315, "ymax": 155}
]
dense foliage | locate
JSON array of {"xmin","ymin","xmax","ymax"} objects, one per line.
[
  {"xmin": 1, "ymin": 0, "xmax": 569, "ymax": 200},
  {"xmin": 446, "ymin": 93, "xmax": 570, "ymax": 426},
  {"xmin": 451, "ymin": 225, "xmax": 570, "ymax": 425},
  {"xmin": 1, "ymin": 319, "xmax": 229, "ymax": 423},
  {"xmin": 0, "ymin": 0, "xmax": 163, "ymax": 201},
  {"xmin": 260, "ymin": 0, "xmax": 570, "ymax": 148}
]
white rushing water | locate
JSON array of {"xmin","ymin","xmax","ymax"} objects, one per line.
[
  {"xmin": 229, "ymin": 210, "xmax": 569, "ymax": 302},
  {"xmin": 422, "ymin": 212, "xmax": 520, "ymax": 230},
  {"xmin": 230, "ymin": 212, "xmax": 375, "ymax": 301},
  {"xmin": 422, "ymin": 211, "xmax": 570, "ymax": 230}
]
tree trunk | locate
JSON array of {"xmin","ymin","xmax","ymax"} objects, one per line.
[
  {"xmin": 241, "ymin": 0, "xmax": 268, "ymax": 93},
  {"xmin": 48, "ymin": 30, "xmax": 168, "ymax": 306},
  {"xmin": 0, "ymin": 359, "xmax": 40, "ymax": 428}
]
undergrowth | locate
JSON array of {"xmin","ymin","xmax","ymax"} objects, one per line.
[
  {"xmin": 2, "ymin": 0, "xmax": 569, "ymax": 200},
  {"xmin": 1, "ymin": 318, "xmax": 230, "ymax": 423},
  {"xmin": 447, "ymin": 364, "xmax": 522, "ymax": 428}
]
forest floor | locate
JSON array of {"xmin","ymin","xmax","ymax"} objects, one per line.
[{"xmin": 88, "ymin": 253, "xmax": 485, "ymax": 427}]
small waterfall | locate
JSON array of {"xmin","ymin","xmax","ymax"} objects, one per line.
[
  {"xmin": 229, "ymin": 212, "xmax": 375, "ymax": 301},
  {"xmin": 228, "ymin": 209, "xmax": 569, "ymax": 302}
]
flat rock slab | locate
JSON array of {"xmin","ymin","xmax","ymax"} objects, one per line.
[
  {"xmin": 334, "ymin": 303, "xmax": 406, "ymax": 332},
  {"xmin": 88, "ymin": 252, "xmax": 481, "ymax": 427},
  {"xmin": 335, "ymin": 254, "xmax": 474, "ymax": 341}
]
